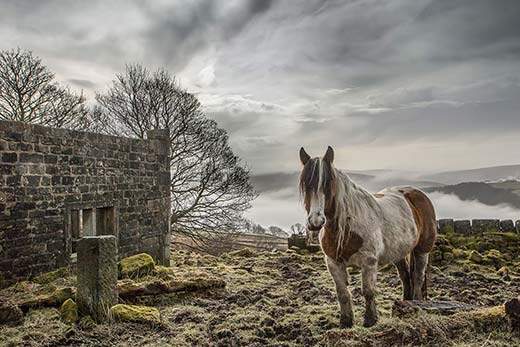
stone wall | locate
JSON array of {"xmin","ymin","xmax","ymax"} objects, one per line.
[
  {"xmin": 438, "ymin": 218, "xmax": 520, "ymax": 234},
  {"xmin": 0, "ymin": 120, "xmax": 170, "ymax": 283}
]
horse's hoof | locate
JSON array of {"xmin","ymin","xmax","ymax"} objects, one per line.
[
  {"xmin": 363, "ymin": 315, "xmax": 378, "ymax": 328},
  {"xmin": 339, "ymin": 318, "xmax": 353, "ymax": 329}
]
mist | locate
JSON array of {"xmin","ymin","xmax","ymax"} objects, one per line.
[{"xmin": 247, "ymin": 190, "xmax": 519, "ymax": 232}]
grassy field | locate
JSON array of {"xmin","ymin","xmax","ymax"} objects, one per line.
[{"xmin": 1, "ymin": 245, "xmax": 519, "ymax": 347}]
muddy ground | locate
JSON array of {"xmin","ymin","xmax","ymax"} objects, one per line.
[{"xmin": 1, "ymin": 247, "xmax": 519, "ymax": 347}]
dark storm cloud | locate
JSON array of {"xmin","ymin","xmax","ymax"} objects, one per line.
[{"xmin": 1, "ymin": 0, "xmax": 520, "ymax": 173}]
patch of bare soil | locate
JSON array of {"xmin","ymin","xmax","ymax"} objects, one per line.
[{"xmin": 1, "ymin": 249, "xmax": 519, "ymax": 347}]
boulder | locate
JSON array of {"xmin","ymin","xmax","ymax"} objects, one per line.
[
  {"xmin": 118, "ymin": 253, "xmax": 155, "ymax": 279},
  {"xmin": 19, "ymin": 286, "xmax": 75, "ymax": 311},
  {"xmin": 0, "ymin": 299, "xmax": 23, "ymax": 325},
  {"xmin": 110, "ymin": 304, "xmax": 161, "ymax": 325},
  {"xmin": 32, "ymin": 267, "xmax": 70, "ymax": 285},
  {"xmin": 60, "ymin": 298, "xmax": 79, "ymax": 324},
  {"xmin": 468, "ymin": 250, "xmax": 483, "ymax": 263}
]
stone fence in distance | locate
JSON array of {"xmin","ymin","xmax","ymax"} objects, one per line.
[{"xmin": 438, "ymin": 218, "xmax": 520, "ymax": 235}]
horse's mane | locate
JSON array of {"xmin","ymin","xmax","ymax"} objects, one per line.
[{"xmin": 300, "ymin": 158, "xmax": 378, "ymax": 258}]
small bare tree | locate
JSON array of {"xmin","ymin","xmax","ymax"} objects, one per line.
[
  {"xmin": 93, "ymin": 64, "xmax": 257, "ymax": 250},
  {"xmin": 0, "ymin": 48, "xmax": 90, "ymax": 130}
]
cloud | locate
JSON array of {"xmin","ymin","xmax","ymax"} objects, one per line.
[
  {"xmin": 1, "ymin": 0, "xmax": 520, "ymax": 176},
  {"xmin": 248, "ymin": 190, "xmax": 520, "ymax": 230}
]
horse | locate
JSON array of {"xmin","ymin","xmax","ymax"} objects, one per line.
[{"xmin": 298, "ymin": 146, "xmax": 437, "ymax": 328}]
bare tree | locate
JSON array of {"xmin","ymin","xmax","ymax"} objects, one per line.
[
  {"xmin": 93, "ymin": 64, "xmax": 257, "ymax": 249},
  {"xmin": 0, "ymin": 48, "xmax": 90, "ymax": 130}
]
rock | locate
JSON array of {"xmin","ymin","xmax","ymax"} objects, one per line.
[
  {"xmin": 438, "ymin": 219, "xmax": 454, "ymax": 234},
  {"xmin": 118, "ymin": 276, "xmax": 226, "ymax": 298},
  {"xmin": 468, "ymin": 250, "xmax": 483, "ymax": 263},
  {"xmin": 482, "ymin": 249, "xmax": 505, "ymax": 268},
  {"xmin": 228, "ymin": 248, "xmax": 256, "ymax": 257},
  {"xmin": 0, "ymin": 299, "xmax": 23, "ymax": 325},
  {"xmin": 454, "ymin": 220, "xmax": 472, "ymax": 235},
  {"xmin": 31, "ymin": 267, "xmax": 70, "ymax": 285},
  {"xmin": 472, "ymin": 219, "xmax": 500, "ymax": 233},
  {"xmin": 392, "ymin": 300, "xmax": 482, "ymax": 318},
  {"xmin": 497, "ymin": 266, "xmax": 509, "ymax": 277},
  {"xmin": 500, "ymin": 220, "xmax": 515, "ymax": 233},
  {"xmin": 118, "ymin": 253, "xmax": 155, "ymax": 279},
  {"xmin": 60, "ymin": 298, "xmax": 79, "ymax": 324},
  {"xmin": 19, "ymin": 287, "xmax": 75, "ymax": 311},
  {"xmin": 110, "ymin": 304, "xmax": 161, "ymax": 325},
  {"xmin": 454, "ymin": 306, "xmax": 507, "ymax": 331}
]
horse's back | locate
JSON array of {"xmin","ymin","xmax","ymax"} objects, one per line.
[{"xmin": 379, "ymin": 186, "xmax": 437, "ymax": 254}]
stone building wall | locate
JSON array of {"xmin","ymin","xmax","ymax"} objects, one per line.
[{"xmin": 0, "ymin": 120, "xmax": 170, "ymax": 283}]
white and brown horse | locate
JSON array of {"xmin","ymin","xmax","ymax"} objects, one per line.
[{"xmin": 299, "ymin": 146, "xmax": 436, "ymax": 328}]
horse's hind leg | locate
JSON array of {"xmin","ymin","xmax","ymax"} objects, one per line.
[
  {"xmin": 326, "ymin": 256, "xmax": 353, "ymax": 328},
  {"xmin": 394, "ymin": 258, "xmax": 412, "ymax": 300},
  {"xmin": 361, "ymin": 259, "xmax": 378, "ymax": 327},
  {"xmin": 411, "ymin": 251, "xmax": 428, "ymax": 300}
]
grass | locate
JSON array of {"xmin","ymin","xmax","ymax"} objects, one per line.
[{"xmin": 0, "ymin": 248, "xmax": 518, "ymax": 346}]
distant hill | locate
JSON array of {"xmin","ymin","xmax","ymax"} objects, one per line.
[
  {"xmin": 251, "ymin": 170, "xmax": 442, "ymax": 194},
  {"xmin": 424, "ymin": 182, "xmax": 520, "ymax": 209},
  {"xmin": 420, "ymin": 165, "xmax": 520, "ymax": 185}
]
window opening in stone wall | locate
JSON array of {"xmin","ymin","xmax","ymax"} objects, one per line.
[{"xmin": 70, "ymin": 206, "xmax": 115, "ymax": 261}]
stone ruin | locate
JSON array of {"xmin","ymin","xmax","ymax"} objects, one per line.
[{"xmin": 0, "ymin": 120, "xmax": 171, "ymax": 285}]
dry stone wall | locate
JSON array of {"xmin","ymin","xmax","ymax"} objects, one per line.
[
  {"xmin": 438, "ymin": 218, "xmax": 520, "ymax": 234},
  {"xmin": 0, "ymin": 120, "xmax": 170, "ymax": 283}
]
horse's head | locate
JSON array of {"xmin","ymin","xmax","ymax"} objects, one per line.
[{"xmin": 299, "ymin": 146, "xmax": 336, "ymax": 237}]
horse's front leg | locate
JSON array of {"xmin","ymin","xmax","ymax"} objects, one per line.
[
  {"xmin": 361, "ymin": 257, "xmax": 378, "ymax": 327},
  {"xmin": 326, "ymin": 256, "xmax": 353, "ymax": 328}
]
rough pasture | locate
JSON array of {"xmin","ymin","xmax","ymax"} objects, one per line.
[{"xmin": 1, "ymin": 242, "xmax": 519, "ymax": 347}]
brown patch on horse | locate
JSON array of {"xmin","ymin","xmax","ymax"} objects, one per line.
[
  {"xmin": 321, "ymin": 222, "xmax": 364, "ymax": 262},
  {"xmin": 402, "ymin": 189, "xmax": 437, "ymax": 253},
  {"xmin": 373, "ymin": 194, "xmax": 384, "ymax": 198}
]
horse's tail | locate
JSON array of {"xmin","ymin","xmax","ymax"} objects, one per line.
[{"xmin": 422, "ymin": 254, "xmax": 430, "ymax": 299}]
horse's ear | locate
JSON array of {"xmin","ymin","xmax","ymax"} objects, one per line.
[
  {"xmin": 300, "ymin": 147, "xmax": 310, "ymax": 165},
  {"xmin": 324, "ymin": 146, "xmax": 334, "ymax": 163}
]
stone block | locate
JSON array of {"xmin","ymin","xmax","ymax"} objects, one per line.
[
  {"xmin": 472, "ymin": 219, "xmax": 500, "ymax": 233},
  {"xmin": 499, "ymin": 220, "xmax": 515, "ymax": 233},
  {"xmin": 454, "ymin": 220, "xmax": 472, "ymax": 235},
  {"xmin": 438, "ymin": 219, "xmax": 454, "ymax": 233},
  {"xmin": 76, "ymin": 236, "xmax": 118, "ymax": 323}
]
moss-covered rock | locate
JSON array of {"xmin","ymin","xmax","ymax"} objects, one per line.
[
  {"xmin": 31, "ymin": 267, "xmax": 70, "ymax": 285},
  {"xmin": 228, "ymin": 248, "xmax": 256, "ymax": 257},
  {"xmin": 110, "ymin": 304, "xmax": 161, "ymax": 325},
  {"xmin": 118, "ymin": 253, "xmax": 155, "ymax": 279},
  {"xmin": 468, "ymin": 250, "xmax": 483, "ymax": 263},
  {"xmin": 482, "ymin": 249, "xmax": 506, "ymax": 268},
  {"xmin": 60, "ymin": 298, "xmax": 78, "ymax": 324},
  {"xmin": 453, "ymin": 306, "xmax": 507, "ymax": 332},
  {"xmin": 19, "ymin": 286, "xmax": 75, "ymax": 311}
]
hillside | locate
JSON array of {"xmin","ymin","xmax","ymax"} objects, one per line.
[{"xmin": 421, "ymin": 165, "xmax": 520, "ymax": 185}]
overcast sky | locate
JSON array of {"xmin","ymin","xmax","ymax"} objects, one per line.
[{"xmin": 2, "ymin": 0, "xmax": 520, "ymax": 175}]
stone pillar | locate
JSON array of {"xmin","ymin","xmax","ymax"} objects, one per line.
[{"xmin": 76, "ymin": 236, "xmax": 118, "ymax": 322}]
